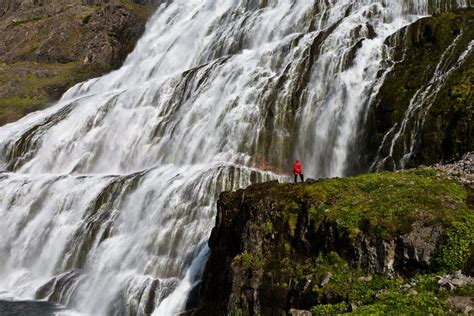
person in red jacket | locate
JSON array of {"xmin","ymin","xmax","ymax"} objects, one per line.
[{"xmin": 293, "ymin": 160, "xmax": 304, "ymax": 183}]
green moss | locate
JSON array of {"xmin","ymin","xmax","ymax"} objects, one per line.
[
  {"xmin": 371, "ymin": 9, "xmax": 474, "ymax": 166},
  {"xmin": 0, "ymin": 61, "xmax": 106, "ymax": 125},
  {"xmin": 239, "ymin": 252, "xmax": 266, "ymax": 270},
  {"xmin": 288, "ymin": 213, "xmax": 298, "ymax": 237},
  {"xmin": 434, "ymin": 212, "xmax": 474, "ymax": 271},
  {"xmin": 311, "ymin": 302, "xmax": 346, "ymax": 315},
  {"xmin": 82, "ymin": 14, "xmax": 93, "ymax": 24},
  {"xmin": 345, "ymin": 274, "xmax": 448, "ymax": 315},
  {"xmin": 0, "ymin": 96, "xmax": 47, "ymax": 108},
  {"xmin": 205, "ymin": 168, "xmax": 473, "ymax": 315},
  {"xmin": 241, "ymin": 168, "xmax": 470, "ymax": 260},
  {"xmin": 0, "ymin": 96, "xmax": 48, "ymax": 125},
  {"xmin": 243, "ymin": 168, "xmax": 470, "ymax": 249},
  {"xmin": 454, "ymin": 283, "xmax": 474, "ymax": 297},
  {"xmin": 0, "ymin": 0, "xmax": 155, "ymax": 126},
  {"xmin": 302, "ymin": 168, "xmax": 469, "ymax": 241},
  {"xmin": 10, "ymin": 16, "xmax": 44, "ymax": 27},
  {"xmin": 262, "ymin": 221, "xmax": 273, "ymax": 236},
  {"xmin": 311, "ymin": 254, "xmax": 398, "ymax": 306},
  {"xmin": 117, "ymin": 0, "xmax": 155, "ymax": 18},
  {"xmin": 310, "ymin": 256, "xmax": 450, "ymax": 315}
]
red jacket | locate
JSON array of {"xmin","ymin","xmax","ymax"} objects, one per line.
[{"xmin": 293, "ymin": 160, "xmax": 302, "ymax": 174}]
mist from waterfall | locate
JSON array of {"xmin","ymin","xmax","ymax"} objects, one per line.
[{"xmin": 0, "ymin": 0, "xmax": 469, "ymax": 314}]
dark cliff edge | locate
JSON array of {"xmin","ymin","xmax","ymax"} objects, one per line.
[
  {"xmin": 195, "ymin": 168, "xmax": 473, "ymax": 315},
  {"xmin": 0, "ymin": 0, "xmax": 163, "ymax": 126}
]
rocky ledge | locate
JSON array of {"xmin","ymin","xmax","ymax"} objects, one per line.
[
  {"xmin": 195, "ymin": 168, "xmax": 473, "ymax": 315},
  {"xmin": 0, "ymin": 0, "xmax": 161, "ymax": 125},
  {"xmin": 434, "ymin": 152, "xmax": 474, "ymax": 186}
]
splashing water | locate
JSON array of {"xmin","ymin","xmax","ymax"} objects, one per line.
[{"xmin": 0, "ymin": 0, "xmax": 468, "ymax": 314}]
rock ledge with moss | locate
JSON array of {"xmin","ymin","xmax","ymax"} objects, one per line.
[{"xmin": 195, "ymin": 168, "xmax": 473, "ymax": 315}]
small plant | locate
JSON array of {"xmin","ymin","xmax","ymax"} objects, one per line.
[
  {"xmin": 234, "ymin": 308, "xmax": 243, "ymax": 316},
  {"xmin": 240, "ymin": 252, "xmax": 266, "ymax": 270},
  {"xmin": 83, "ymin": 14, "xmax": 93, "ymax": 24},
  {"xmin": 311, "ymin": 302, "xmax": 347, "ymax": 315}
]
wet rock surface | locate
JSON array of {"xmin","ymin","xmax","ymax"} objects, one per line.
[{"xmin": 367, "ymin": 10, "xmax": 474, "ymax": 170}]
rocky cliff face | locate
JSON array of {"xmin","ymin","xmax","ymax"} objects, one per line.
[
  {"xmin": 366, "ymin": 9, "xmax": 473, "ymax": 169},
  {"xmin": 196, "ymin": 168, "xmax": 473, "ymax": 315},
  {"xmin": 0, "ymin": 0, "xmax": 159, "ymax": 125}
]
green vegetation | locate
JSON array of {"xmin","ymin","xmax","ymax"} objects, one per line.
[
  {"xmin": 9, "ymin": 16, "xmax": 44, "ymax": 27},
  {"xmin": 237, "ymin": 251, "xmax": 266, "ymax": 270},
  {"xmin": 308, "ymin": 253, "xmax": 449, "ymax": 315},
  {"xmin": 311, "ymin": 302, "xmax": 347, "ymax": 315},
  {"xmin": 304, "ymin": 168, "xmax": 468, "ymax": 241},
  {"xmin": 0, "ymin": 0, "xmax": 156, "ymax": 126},
  {"xmin": 117, "ymin": 0, "xmax": 155, "ymax": 18},
  {"xmin": 0, "ymin": 96, "xmax": 48, "ymax": 124},
  {"xmin": 217, "ymin": 167, "xmax": 473, "ymax": 314},
  {"xmin": 234, "ymin": 309, "xmax": 243, "ymax": 316},
  {"xmin": 454, "ymin": 283, "xmax": 474, "ymax": 297},
  {"xmin": 348, "ymin": 276, "xmax": 447, "ymax": 315},
  {"xmin": 434, "ymin": 212, "xmax": 474, "ymax": 272},
  {"xmin": 0, "ymin": 61, "xmax": 106, "ymax": 125},
  {"xmin": 82, "ymin": 14, "xmax": 93, "ymax": 24},
  {"xmin": 261, "ymin": 168, "xmax": 471, "ymax": 250}
]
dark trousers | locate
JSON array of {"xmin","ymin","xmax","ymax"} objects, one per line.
[{"xmin": 294, "ymin": 174, "xmax": 304, "ymax": 183}]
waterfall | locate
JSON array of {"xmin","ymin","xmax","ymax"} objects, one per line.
[{"xmin": 0, "ymin": 1, "xmax": 468, "ymax": 314}]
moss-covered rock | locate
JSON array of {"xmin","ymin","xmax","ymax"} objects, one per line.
[
  {"xmin": 0, "ymin": 0, "xmax": 158, "ymax": 125},
  {"xmin": 367, "ymin": 9, "xmax": 474, "ymax": 169},
  {"xmin": 196, "ymin": 169, "xmax": 473, "ymax": 315}
]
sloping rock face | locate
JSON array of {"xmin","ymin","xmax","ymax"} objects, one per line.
[
  {"xmin": 366, "ymin": 9, "xmax": 474, "ymax": 169},
  {"xmin": 0, "ymin": 0, "xmax": 158, "ymax": 125},
  {"xmin": 196, "ymin": 169, "xmax": 473, "ymax": 315}
]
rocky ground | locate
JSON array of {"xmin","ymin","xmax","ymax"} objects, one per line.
[
  {"xmin": 195, "ymin": 167, "xmax": 474, "ymax": 315},
  {"xmin": 434, "ymin": 152, "xmax": 474, "ymax": 186},
  {"xmin": 0, "ymin": 0, "xmax": 160, "ymax": 125}
]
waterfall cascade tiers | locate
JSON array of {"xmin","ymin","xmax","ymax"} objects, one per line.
[
  {"xmin": 197, "ymin": 167, "xmax": 474, "ymax": 315},
  {"xmin": 0, "ymin": 0, "xmax": 157, "ymax": 126}
]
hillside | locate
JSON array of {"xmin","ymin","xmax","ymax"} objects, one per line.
[{"xmin": 0, "ymin": 0, "xmax": 158, "ymax": 125}]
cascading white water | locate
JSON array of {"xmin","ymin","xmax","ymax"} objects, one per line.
[{"xmin": 0, "ymin": 0, "xmax": 469, "ymax": 315}]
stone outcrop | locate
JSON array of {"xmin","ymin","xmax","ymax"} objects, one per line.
[
  {"xmin": 0, "ymin": 0, "xmax": 159, "ymax": 125},
  {"xmin": 195, "ymin": 168, "xmax": 473, "ymax": 315},
  {"xmin": 434, "ymin": 152, "xmax": 474, "ymax": 186},
  {"xmin": 365, "ymin": 9, "xmax": 474, "ymax": 169},
  {"xmin": 438, "ymin": 270, "xmax": 474, "ymax": 292}
]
